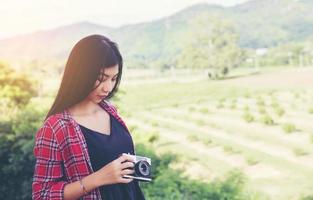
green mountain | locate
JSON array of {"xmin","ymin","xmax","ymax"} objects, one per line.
[{"xmin": 0, "ymin": 0, "xmax": 312, "ymax": 65}]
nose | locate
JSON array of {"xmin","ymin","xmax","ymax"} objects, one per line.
[{"xmin": 101, "ymin": 80, "xmax": 113, "ymax": 94}]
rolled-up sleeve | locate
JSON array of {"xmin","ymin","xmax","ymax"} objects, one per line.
[{"xmin": 32, "ymin": 123, "xmax": 67, "ymax": 200}]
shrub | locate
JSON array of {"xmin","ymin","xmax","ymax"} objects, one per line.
[
  {"xmin": 129, "ymin": 124, "xmax": 138, "ymax": 132},
  {"xmin": 275, "ymin": 107, "xmax": 285, "ymax": 117},
  {"xmin": 309, "ymin": 107, "xmax": 313, "ymax": 114},
  {"xmin": 293, "ymin": 148, "xmax": 308, "ymax": 156},
  {"xmin": 244, "ymin": 93, "xmax": 250, "ymax": 98},
  {"xmin": 223, "ymin": 145, "xmax": 236, "ymax": 154},
  {"xmin": 0, "ymin": 63, "xmax": 37, "ymax": 109},
  {"xmin": 282, "ymin": 123, "xmax": 296, "ymax": 134},
  {"xmin": 230, "ymin": 103, "xmax": 237, "ymax": 110},
  {"xmin": 172, "ymin": 103, "xmax": 179, "ymax": 107},
  {"xmin": 271, "ymin": 101, "xmax": 279, "ymax": 109},
  {"xmin": 220, "ymin": 98, "xmax": 226, "ymax": 103},
  {"xmin": 246, "ymin": 156, "xmax": 259, "ymax": 166},
  {"xmin": 196, "ymin": 119, "xmax": 206, "ymax": 126},
  {"xmin": 199, "ymin": 107, "xmax": 209, "ymax": 114},
  {"xmin": 216, "ymin": 102, "xmax": 224, "ymax": 109},
  {"xmin": 223, "ymin": 145, "xmax": 240, "ymax": 153},
  {"xmin": 189, "ymin": 106, "xmax": 196, "ymax": 112},
  {"xmin": 301, "ymin": 194, "xmax": 313, "ymax": 200},
  {"xmin": 0, "ymin": 105, "xmax": 44, "ymax": 200},
  {"xmin": 243, "ymin": 112, "xmax": 254, "ymax": 123},
  {"xmin": 256, "ymin": 98, "xmax": 265, "ymax": 106},
  {"xmin": 260, "ymin": 115, "xmax": 274, "ymax": 125},
  {"xmin": 243, "ymin": 105, "xmax": 250, "ymax": 112},
  {"xmin": 136, "ymin": 144, "xmax": 250, "ymax": 200},
  {"xmin": 151, "ymin": 121, "xmax": 159, "ymax": 127},
  {"xmin": 187, "ymin": 134, "xmax": 199, "ymax": 142},
  {"xmin": 148, "ymin": 131, "xmax": 160, "ymax": 144},
  {"xmin": 258, "ymin": 107, "xmax": 266, "ymax": 115},
  {"xmin": 203, "ymin": 138, "xmax": 213, "ymax": 146}
]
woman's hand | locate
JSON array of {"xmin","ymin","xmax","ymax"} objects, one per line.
[{"xmin": 94, "ymin": 154, "xmax": 135, "ymax": 186}]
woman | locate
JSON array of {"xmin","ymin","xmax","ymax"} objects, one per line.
[{"xmin": 32, "ymin": 35, "xmax": 145, "ymax": 200}]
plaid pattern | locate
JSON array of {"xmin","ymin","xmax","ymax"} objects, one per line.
[{"xmin": 32, "ymin": 100, "xmax": 132, "ymax": 200}]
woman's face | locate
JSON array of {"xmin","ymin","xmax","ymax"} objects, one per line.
[{"xmin": 87, "ymin": 64, "xmax": 119, "ymax": 104}]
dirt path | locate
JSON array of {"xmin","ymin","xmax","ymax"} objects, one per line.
[{"xmin": 221, "ymin": 67, "xmax": 313, "ymax": 87}]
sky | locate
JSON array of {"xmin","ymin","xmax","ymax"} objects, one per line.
[{"xmin": 0, "ymin": 0, "xmax": 250, "ymax": 39}]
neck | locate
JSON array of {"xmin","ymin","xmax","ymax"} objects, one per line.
[{"xmin": 69, "ymin": 99, "xmax": 102, "ymax": 116}]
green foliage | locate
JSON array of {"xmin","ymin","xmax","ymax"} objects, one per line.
[
  {"xmin": 136, "ymin": 144, "xmax": 248, "ymax": 200},
  {"xmin": 188, "ymin": 106, "xmax": 196, "ymax": 112},
  {"xmin": 0, "ymin": 105, "xmax": 44, "ymax": 200},
  {"xmin": 294, "ymin": 92, "xmax": 300, "ymax": 99},
  {"xmin": 258, "ymin": 106, "xmax": 267, "ymax": 115},
  {"xmin": 243, "ymin": 105, "xmax": 250, "ymax": 112},
  {"xmin": 199, "ymin": 107, "xmax": 209, "ymax": 114},
  {"xmin": 175, "ymin": 13, "xmax": 245, "ymax": 78},
  {"xmin": 282, "ymin": 123, "xmax": 296, "ymax": 134},
  {"xmin": 223, "ymin": 145, "xmax": 239, "ymax": 154},
  {"xmin": 172, "ymin": 103, "xmax": 179, "ymax": 107},
  {"xmin": 301, "ymin": 194, "xmax": 313, "ymax": 200},
  {"xmin": 271, "ymin": 101, "xmax": 279, "ymax": 109},
  {"xmin": 0, "ymin": 62, "xmax": 37, "ymax": 109},
  {"xmin": 243, "ymin": 112, "xmax": 254, "ymax": 123},
  {"xmin": 187, "ymin": 134, "xmax": 200, "ymax": 142},
  {"xmin": 293, "ymin": 148, "xmax": 309, "ymax": 157},
  {"xmin": 196, "ymin": 119, "xmax": 206, "ymax": 126},
  {"xmin": 230, "ymin": 102, "xmax": 237, "ymax": 110},
  {"xmin": 309, "ymin": 107, "xmax": 313, "ymax": 114},
  {"xmin": 244, "ymin": 93, "xmax": 251, "ymax": 98},
  {"xmin": 147, "ymin": 131, "xmax": 160, "ymax": 144},
  {"xmin": 245, "ymin": 156, "xmax": 259, "ymax": 166},
  {"xmin": 275, "ymin": 107, "xmax": 285, "ymax": 117},
  {"xmin": 260, "ymin": 115, "xmax": 274, "ymax": 126},
  {"xmin": 129, "ymin": 124, "xmax": 139, "ymax": 133},
  {"xmin": 216, "ymin": 102, "xmax": 224, "ymax": 109},
  {"xmin": 258, "ymin": 40, "xmax": 313, "ymax": 67},
  {"xmin": 203, "ymin": 137, "xmax": 213, "ymax": 146},
  {"xmin": 256, "ymin": 98, "xmax": 265, "ymax": 106},
  {"xmin": 150, "ymin": 120, "xmax": 159, "ymax": 127}
]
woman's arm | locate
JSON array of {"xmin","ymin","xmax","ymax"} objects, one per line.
[
  {"xmin": 63, "ymin": 173, "xmax": 97, "ymax": 200},
  {"xmin": 32, "ymin": 124, "xmax": 67, "ymax": 200},
  {"xmin": 63, "ymin": 154, "xmax": 135, "ymax": 200},
  {"xmin": 32, "ymin": 121, "xmax": 85, "ymax": 200}
]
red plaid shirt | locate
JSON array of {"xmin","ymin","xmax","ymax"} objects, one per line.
[{"xmin": 32, "ymin": 100, "xmax": 133, "ymax": 200}]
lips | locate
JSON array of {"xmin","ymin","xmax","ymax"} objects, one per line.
[{"xmin": 98, "ymin": 95, "xmax": 107, "ymax": 99}]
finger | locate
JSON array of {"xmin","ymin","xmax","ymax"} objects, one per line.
[
  {"xmin": 121, "ymin": 169, "xmax": 135, "ymax": 175},
  {"xmin": 121, "ymin": 161, "xmax": 135, "ymax": 169},
  {"xmin": 118, "ymin": 154, "xmax": 135, "ymax": 163},
  {"xmin": 120, "ymin": 176, "xmax": 133, "ymax": 184}
]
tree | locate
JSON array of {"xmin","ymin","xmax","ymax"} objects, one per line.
[
  {"xmin": 176, "ymin": 13, "xmax": 245, "ymax": 79},
  {"xmin": 0, "ymin": 61, "xmax": 37, "ymax": 119}
]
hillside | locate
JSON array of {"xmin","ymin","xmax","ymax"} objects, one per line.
[{"xmin": 0, "ymin": 0, "xmax": 312, "ymax": 64}]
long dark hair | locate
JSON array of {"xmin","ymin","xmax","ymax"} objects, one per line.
[{"xmin": 46, "ymin": 34, "xmax": 123, "ymax": 119}]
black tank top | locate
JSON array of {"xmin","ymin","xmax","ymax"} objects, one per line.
[{"xmin": 79, "ymin": 114, "xmax": 145, "ymax": 200}]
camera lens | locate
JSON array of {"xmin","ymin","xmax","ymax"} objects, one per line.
[{"xmin": 135, "ymin": 160, "xmax": 150, "ymax": 177}]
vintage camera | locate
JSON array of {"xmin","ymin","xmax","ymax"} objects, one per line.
[{"xmin": 122, "ymin": 153, "xmax": 152, "ymax": 182}]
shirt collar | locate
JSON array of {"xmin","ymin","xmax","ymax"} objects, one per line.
[{"xmin": 55, "ymin": 99, "xmax": 115, "ymax": 121}]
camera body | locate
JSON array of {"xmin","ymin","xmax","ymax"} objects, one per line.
[{"xmin": 122, "ymin": 153, "xmax": 152, "ymax": 182}]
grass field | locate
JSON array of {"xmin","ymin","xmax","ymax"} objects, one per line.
[
  {"xmin": 113, "ymin": 67, "xmax": 313, "ymax": 200},
  {"xmin": 38, "ymin": 67, "xmax": 313, "ymax": 199}
]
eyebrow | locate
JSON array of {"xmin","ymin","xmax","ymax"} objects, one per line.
[{"xmin": 101, "ymin": 73, "xmax": 118, "ymax": 78}]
